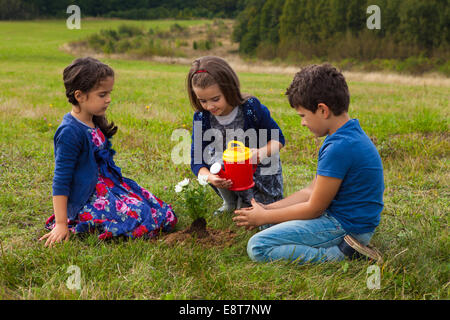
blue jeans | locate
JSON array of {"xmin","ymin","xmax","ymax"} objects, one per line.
[{"xmin": 247, "ymin": 213, "xmax": 374, "ymax": 265}]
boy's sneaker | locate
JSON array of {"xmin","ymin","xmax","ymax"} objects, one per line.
[{"xmin": 338, "ymin": 235, "xmax": 383, "ymax": 263}]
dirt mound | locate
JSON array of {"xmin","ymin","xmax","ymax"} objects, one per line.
[{"xmin": 163, "ymin": 226, "xmax": 238, "ymax": 248}]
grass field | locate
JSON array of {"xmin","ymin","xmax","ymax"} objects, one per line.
[{"xmin": 0, "ymin": 19, "xmax": 448, "ymax": 300}]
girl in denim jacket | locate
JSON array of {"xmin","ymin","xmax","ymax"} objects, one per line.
[
  {"xmin": 40, "ymin": 57, "xmax": 177, "ymax": 247},
  {"xmin": 187, "ymin": 56, "xmax": 285, "ymax": 214}
]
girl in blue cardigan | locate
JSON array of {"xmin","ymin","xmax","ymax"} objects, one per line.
[
  {"xmin": 39, "ymin": 57, "xmax": 177, "ymax": 247},
  {"xmin": 187, "ymin": 56, "xmax": 285, "ymax": 214}
]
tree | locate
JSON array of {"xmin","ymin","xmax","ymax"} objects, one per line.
[
  {"xmin": 260, "ymin": 0, "xmax": 285, "ymax": 45},
  {"xmin": 346, "ymin": 0, "xmax": 366, "ymax": 36},
  {"xmin": 233, "ymin": 0, "xmax": 266, "ymax": 55},
  {"xmin": 398, "ymin": 0, "xmax": 442, "ymax": 51}
]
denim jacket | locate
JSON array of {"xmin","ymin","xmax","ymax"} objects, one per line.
[
  {"xmin": 190, "ymin": 96, "xmax": 285, "ymax": 176},
  {"xmin": 52, "ymin": 113, "xmax": 99, "ymax": 220}
]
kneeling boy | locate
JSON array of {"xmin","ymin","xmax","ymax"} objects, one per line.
[{"xmin": 233, "ymin": 64, "xmax": 384, "ymax": 264}]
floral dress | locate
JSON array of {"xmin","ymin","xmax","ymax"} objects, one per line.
[{"xmin": 46, "ymin": 127, "xmax": 177, "ymax": 240}]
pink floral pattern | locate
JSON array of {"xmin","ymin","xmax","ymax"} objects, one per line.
[
  {"xmin": 93, "ymin": 197, "xmax": 109, "ymax": 210},
  {"xmin": 91, "ymin": 128, "xmax": 105, "ymax": 147},
  {"xmin": 45, "ymin": 127, "xmax": 177, "ymax": 239}
]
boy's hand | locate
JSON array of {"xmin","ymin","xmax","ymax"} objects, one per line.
[
  {"xmin": 207, "ymin": 174, "xmax": 233, "ymax": 189},
  {"xmin": 39, "ymin": 223, "xmax": 70, "ymax": 248},
  {"xmin": 233, "ymin": 199, "xmax": 268, "ymax": 228},
  {"xmin": 232, "ymin": 206, "xmax": 257, "ymax": 230}
]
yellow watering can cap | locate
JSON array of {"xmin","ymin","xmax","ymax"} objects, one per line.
[{"xmin": 223, "ymin": 140, "xmax": 252, "ymax": 162}]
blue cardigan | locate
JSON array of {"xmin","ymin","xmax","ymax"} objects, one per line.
[
  {"xmin": 190, "ymin": 97, "xmax": 285, "ymax": 176},
  {"xmin": 52, "ymin": 113, "xmax": 99, "ymax": 220}
]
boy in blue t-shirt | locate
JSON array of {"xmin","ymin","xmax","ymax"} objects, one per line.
[{"xmin": 233, "ymin": 64, "xmax": 384, "ymax": 264}]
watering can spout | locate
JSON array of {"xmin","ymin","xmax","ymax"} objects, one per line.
[{"xmin": 210, "ymin": 162, "xmax": 226, "ymax": 179}]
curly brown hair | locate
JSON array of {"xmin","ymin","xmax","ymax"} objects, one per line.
[{"xmin": 285, "ymin": 64, "xmax": 350, "ymax": 116}]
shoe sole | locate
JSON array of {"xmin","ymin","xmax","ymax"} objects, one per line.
[{"xmin": 344, "ymin": 235, "xmax": 383, "ymax": 263}]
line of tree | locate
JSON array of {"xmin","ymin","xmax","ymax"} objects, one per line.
[
  {"xmin": 232, "ymin": 0, "xmax": 449, "ymax": 62},
  {"xmin": 0, "ymin": 0, "xmax": 244, "ymax": 20}
]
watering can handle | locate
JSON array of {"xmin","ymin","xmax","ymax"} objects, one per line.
[{"xmin": 227, "ymin": 140, "xmax": 245, "ymax": 151}]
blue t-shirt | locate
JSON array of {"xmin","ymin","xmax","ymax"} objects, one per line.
[{"xmin": 317, "ymin": 119, "xmax": 384, "ymax": 234}]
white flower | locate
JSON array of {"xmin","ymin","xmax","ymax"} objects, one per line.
[
  {"xmin": 198, "ymin": 174, "xmax": 209, "ymax": 186},
  {"xmin": 178, "ymin": 178, "xmax": 190, "ymax": 187},
  {"xmin": 175, "ymin": 185, "xmax": 183, "ymax": 193}
]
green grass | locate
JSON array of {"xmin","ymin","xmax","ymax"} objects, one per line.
[{"xmin": 0, "ymin": 20, "xmax": 449, "ymax": 300}]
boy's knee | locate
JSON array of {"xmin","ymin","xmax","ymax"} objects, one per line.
[{"xmin": 247, "ymin": 233, "xmax": 267, "ymax": 262}]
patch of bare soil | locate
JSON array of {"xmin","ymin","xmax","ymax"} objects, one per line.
[{"xmin": 163, "ymin": 218, "xmax": 238, "ymax": 248}]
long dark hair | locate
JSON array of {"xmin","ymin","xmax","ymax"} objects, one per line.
[
  {"xmin": 63, "ymin": 57, "xmax": 118, "ymax": 138},
  {"xmin": 187, "ymin": 56, "xmax": 250, "ymax": 112}
]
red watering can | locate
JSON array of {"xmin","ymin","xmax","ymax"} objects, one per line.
[{"xmin": 210, "ymin": 140, "xmax": 257, "ymax": 191}]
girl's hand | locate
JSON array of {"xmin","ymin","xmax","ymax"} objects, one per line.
[
  {"xmin": 250, "ymin": 148, "xmax": 269, "ymax": 165},
  {"xmin": 208, "ymin": 174, "xmax": 233, "ymax": 189},
  {"xmin": 233, "ymin": 199, "xmax": 268, "ymax": 228},
  {"xmin": 250, "ymin": 148, "xmax": 261, "ymax": 165},
  {"xmin": 39, "ymin": 223, "xmax": 70, "ymax": 248}
]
